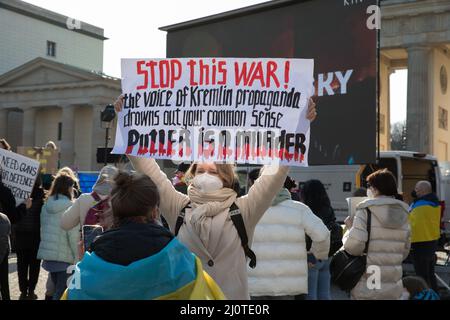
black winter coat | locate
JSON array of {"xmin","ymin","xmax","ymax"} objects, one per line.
[
  {"xmin": 15, "ymin": 187, "xmax": 45, "ymax": 250},
  {"xmin": 306, "ymin": 206, "xmax": 337, "ymax": 252},
  {"xmin": 91, "ymin": 220, "xmax": 173, "ymax": 266},
  {"xmin": 0, "ymin": 182, "xmax": 23, "ymax": 224}
]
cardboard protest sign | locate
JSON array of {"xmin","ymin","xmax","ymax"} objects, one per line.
[
  {"xmin": 113, "ymin": 58, "xmax": 314, "ymax": 166},
  {"xmin": 0, "ymin": 148, "xmax": 40, "ymax": 204},
  {"xmin": 17, "ymin": 146, "xmax": 58, "ymax": 175}
]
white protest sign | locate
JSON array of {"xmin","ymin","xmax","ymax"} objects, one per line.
[
  {"xmin": 0, "ymin": 149, "xmax": 40, "ymax": 204},
  {"xmin": 112, "ymin": 57, "xmax": 314, "ymax": 166}
]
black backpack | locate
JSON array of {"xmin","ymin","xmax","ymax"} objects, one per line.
[{"xmin": 174, "ymin": 202, "xmax": 257, "ymax": 268}]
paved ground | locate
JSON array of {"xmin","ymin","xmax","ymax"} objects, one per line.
[
  {"xmin": 8, "ymin": 254, "xmax": 49, "ymax": 300},
  {"xmin": 6, "ymin": 253, "xmax": 349, "ymax": 300},
  {"xmin": 5, "ymin": 252, "xmax": 449, "ymax": 300}
]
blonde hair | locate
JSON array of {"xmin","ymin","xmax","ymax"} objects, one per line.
[{"xmin": 185, "ymin": 163, "xmax": 236, "ymax": 189}]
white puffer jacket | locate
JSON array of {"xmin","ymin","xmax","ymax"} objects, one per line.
[
  {"xmin": 343, "ymin": 197, "xmax": 411, "ymax": 300},
  {"xmin": 248, "ymin": 190, "xmax": 330, "ymax": 297}
]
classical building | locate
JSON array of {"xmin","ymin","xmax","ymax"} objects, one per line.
[
  {"xmin": 380, "ymin": 0, "xmax": 450, "ymax": 161},
  {"xmin": 0, "ymin": 0, "xmax": 120, "ymax": 170}
]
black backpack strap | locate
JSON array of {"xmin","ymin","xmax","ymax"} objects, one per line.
[
  {"xmin": 229, "ymin": 203, "xmax": 257, "ymax": 269},
  {"xmin": 364, "ymin": 208, "xmax": 372, "ymax": 254},
  {"xmin": 174, "ymin": 203, "xmax": 191, "ymax": 236}
]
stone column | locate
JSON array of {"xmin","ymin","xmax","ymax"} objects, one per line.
[
  {"xmin": 386, "ymin": 67, "xmax": 394, "ymax": 150},
  {"xmin": 406, "ymin": 46, "xmax": 433, "ymax": 153},
  {"xmin": 91, "ymin": 105, "xmax": 106, "ymax": 170},
  {"xmin": 0, "ymin": 109, "xmax": 8, "ymax": 139},
  {"xmin": 60, "ymin": 105, "xmax": 75, "ymax": 167},
  {"xmin": 22, "ymin": 108, "xmax": 36, "ymax": 147}
]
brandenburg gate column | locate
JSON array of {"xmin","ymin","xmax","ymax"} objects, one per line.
[{"xmin": 406, "ymin": 46, "xmax": 433, "ymax": 154}]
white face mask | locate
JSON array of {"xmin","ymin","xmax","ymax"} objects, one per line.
[
  {"xmin": 192, "ymin": 173, "xmax": 223, "ymax": 193},
  {"xmin": 367, "ymin": 188, "xmax": 376, "ymax": 199}
]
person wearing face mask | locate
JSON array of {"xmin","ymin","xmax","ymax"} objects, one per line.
[
  {"xmin": 408, "ymin": 181, "xmax": 441, "ymax": 292},
  {"xmin": 113, "ymin": 96, "xmax": 317, "ymax": 300},
  {"xmin": 343, "ymin": 169, "xmax": 411, "ymax": 300},
  {"xmin": 64, "ymin": 171, "xmax": 224, "ymax": 300}
]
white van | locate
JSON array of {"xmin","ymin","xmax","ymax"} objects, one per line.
[{"xmin": 289, "ymin": 151, "xmax": 445, "ymax": 224}]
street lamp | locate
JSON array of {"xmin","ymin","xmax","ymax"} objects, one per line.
[{"xmin": 100, "ymin": 104, "xmax": 116, "ymax": 167}]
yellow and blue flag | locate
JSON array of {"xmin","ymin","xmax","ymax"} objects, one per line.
[{"xmin": 65, "ymin": 238, "xmax": 225, "ymax": 300}]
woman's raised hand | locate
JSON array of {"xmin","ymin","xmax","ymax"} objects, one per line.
[
  {"xmin": 306, "ymin": 98, "xmax": 317, "ymax": 122},
  {"xmin": 114, "ymin": 95, "xmax": 125, "ymax": 113}
]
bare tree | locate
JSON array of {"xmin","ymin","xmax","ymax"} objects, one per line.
[{"xmin": 390, "ymin": 121, "xmax": 407, "ymax": 150}]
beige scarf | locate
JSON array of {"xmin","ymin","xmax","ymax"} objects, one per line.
[{"xmin": 187, "ymin": 185, "xmax": 237, "ymax": 246}]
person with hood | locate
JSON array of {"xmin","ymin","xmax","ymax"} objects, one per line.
[
  {"xmin": 408, "ymin": 180, "xmax": 441, "ymax": 291},
  {"xmin": 15, "ymin": 174, "xmax": 46, "ymax": 300},
  {"xmin": 247, "ymin": 175, "xmax": 330, "ymax": 300},
  {"xmin": 61, "ymin": 165, "xmax": 118, "ymax": 232},
  {"xmin": 301, "ymin": 179, "xmax": 341, "ymax": 300},
  {"xmin": 343, "ymin": 169, "xmax": 411, "ymax": 300},
  {"xmin": 0, "ymin": 212, "xmax": 11, "ymax": 300},
  {"xmin": 114, "ymin": 95, "xmax": 317, "ymax": 300},
  {"xmin": 37, "ymin": 173, "xmax": 79, "ymax": 300},
  {"xmin": 65, "ymin": 171, "xmax": 224, "ymax": 300}
]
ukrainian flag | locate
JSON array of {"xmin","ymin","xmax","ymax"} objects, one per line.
[
  {"xmin": 64, "ymin": 238, "xmax": 225, "ymax": 300},
  {"xmin": 409, "ymin": 199, "xmax": 441, "ymax": 243}
]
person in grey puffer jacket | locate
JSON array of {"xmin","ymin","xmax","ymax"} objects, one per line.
[{"xmin": 0, "ymin": 212, "xmax": 11, "ymax": 300}]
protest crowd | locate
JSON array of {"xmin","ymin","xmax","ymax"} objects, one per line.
[{"xmin": 0, "ymin": 94, "xmax": 444, "ymax": 300}]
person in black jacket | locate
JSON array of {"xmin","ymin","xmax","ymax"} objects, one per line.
[
  {"xmin": 15, "ymin": 174, "xmax": 45, "ymax": 300},
  {"xmin": 0, "ymin": 212, "xmax": 11, "ymax": 300},
  {"xmin": 0, "ymin": 171, "xmax": 23, "ymax": 224},
  {"xmin": 301, "ymin": 179, "xmax": 341, "ymax": 300}
]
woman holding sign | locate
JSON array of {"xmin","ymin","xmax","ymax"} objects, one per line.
[{"xmin": 114, "ymin": 96, "xmax": 316, "ymax": 299}]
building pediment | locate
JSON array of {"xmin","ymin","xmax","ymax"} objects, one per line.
[{"xmin": 0, "ymin": 57, "xmax": 113, "ymax": 88}]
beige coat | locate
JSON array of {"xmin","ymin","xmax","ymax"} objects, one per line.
[
  {"xmin": 343, "ymin": 197, "xmax": 411, "ymax": 300},
  {"xmin": 129, "ymin": 157, "xmax": 289, "ymax": 300},
  {"xmin": 60, "ymin": 193, "xmax": 108, "ymax": 232}
]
